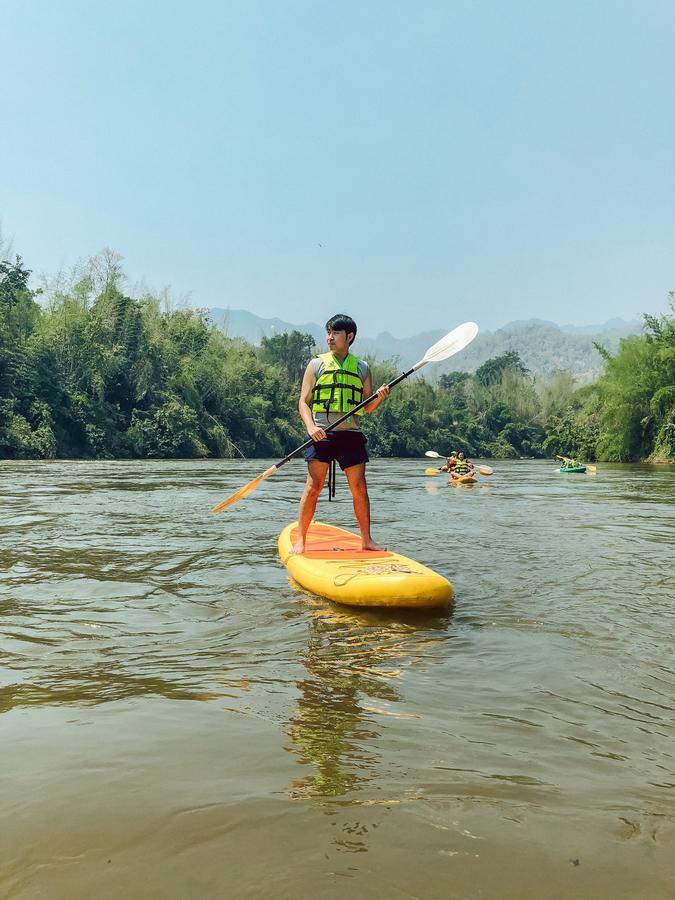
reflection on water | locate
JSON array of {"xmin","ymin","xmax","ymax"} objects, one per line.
[
  {"xmin": 1, "ymin": 458, "xmax": 674, "ymax": 898},
  {"xmin": 289, "ymin": 612, "xmax": 382, "ymax": 800},
  {"xmin": 287, "ymin": 605, "xmax": 450, "ymax": 802}
]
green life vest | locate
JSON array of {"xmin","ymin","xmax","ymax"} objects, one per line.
[
  {"xmin": 454, "ymin": 458, "xmax": 469, "ymax": 473},
  {"xmin": 311, "ymin": 352, "xmax": 364, "ymax": 416}
]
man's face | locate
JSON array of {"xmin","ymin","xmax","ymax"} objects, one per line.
[{"xmin": 326, "ymin": 328, "xmax": 352, "ymax": 354}]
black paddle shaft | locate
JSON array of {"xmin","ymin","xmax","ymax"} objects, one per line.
[{"xmin": 274, "ymin": 366, "xmax": 415, "ymax": 471}]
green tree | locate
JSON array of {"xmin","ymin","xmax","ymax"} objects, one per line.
[
  {"xmin": 260, "ymin": 330, "xmax": 316, "ymax": 384},
  {"xmin": 475, "ymin": 350, "xmax": 528, "ymax": 387},
  {"xmin": 0, "ymin": 256, "xmax": 54, "ymax": 457},
  {"xmin": 2, "ymin": 239, "xmax": 670, "ymax": 465}
]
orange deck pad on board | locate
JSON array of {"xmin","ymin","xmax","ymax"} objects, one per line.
[{"xmin": 291, "ymin": 523, "xmax": 392, "ymax": 560}]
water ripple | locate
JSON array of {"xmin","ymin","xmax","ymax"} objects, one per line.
[{"xmin": 1, "ymin": 458, "xmax": 674, "ymax": 898}]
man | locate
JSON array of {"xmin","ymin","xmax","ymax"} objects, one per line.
[
  {"xmin": 291, "ymin": 313, "xmax": 390, "ymax": 554},
  {"xmin": 441, "ymin": 450, "xmax": 458, "ymax": 472}
]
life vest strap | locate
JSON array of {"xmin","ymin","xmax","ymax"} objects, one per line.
[{"xmin": 327, "ymin": 458, "xmax": 337, "ymax": 501}]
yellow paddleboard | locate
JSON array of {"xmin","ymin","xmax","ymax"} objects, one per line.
[{"xmin": 278, "ymin": 521, "xmax": 453, "ymax": 609}]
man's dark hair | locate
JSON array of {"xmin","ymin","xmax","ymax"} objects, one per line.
[{"xmin": 325, "ymin": 313, "xmax": 357, "ymax": 345}]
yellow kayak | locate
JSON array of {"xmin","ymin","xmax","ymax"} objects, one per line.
[
  {"xmin": 449, "ymin": 473, "xmax": 477, "ymax": 485},
  {"xmin": 278, "ymin": 521, "xmax": 453, "ymax": 609}
]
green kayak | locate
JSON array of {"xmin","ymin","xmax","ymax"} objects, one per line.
[{"xmin": 559, "ymin": 465, "xmax": 587, "ymax": 473}]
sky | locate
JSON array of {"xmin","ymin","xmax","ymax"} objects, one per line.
[{"xmin": 2, "ymin": 0, "xmax": 674, "ymax": 337}]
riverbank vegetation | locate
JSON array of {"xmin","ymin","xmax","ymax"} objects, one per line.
[{"xmin": 1, "ymin": 250, "xmax": 673, "ymax": 462}]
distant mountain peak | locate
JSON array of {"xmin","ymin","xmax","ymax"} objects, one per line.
[
  {"xmin": 209, "ymin": 307, "xmax": 644, "ymax": 384},
  {"xmin": 560, "ymin": 317, "xmax": 640, "ymax": 334},
  {"xmin": 502, "ymin": 316, "xmax": 641, "ymax": 335},
  {"xmin": 501, "ymin": 318, "xmax": 560, "ymax": 331}
]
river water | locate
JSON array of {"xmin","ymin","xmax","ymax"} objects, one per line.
[{"xmin": 1, "ymin": 458, "xmax": 673, "ymax": 899}]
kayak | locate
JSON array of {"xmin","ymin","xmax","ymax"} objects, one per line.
[
  {"xmin": 559, "ymin": 466, "xmax": 587, "ymax": 473},
  {"xmin": 450, "ymin": 473, "xmax": 477, "ymax": 485},
  {"xmin": 278, "ymin": 521, "xmax": 453, "ymax": 609}
]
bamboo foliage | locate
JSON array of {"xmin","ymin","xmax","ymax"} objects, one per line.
[{"xmin": 1, "ymin": 250, "xmax": 673, "ymax": 462}]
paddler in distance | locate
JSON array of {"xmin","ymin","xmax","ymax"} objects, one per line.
[
  {"xmin": 441, "ymin": 450, "xmax": 458, "ymax": 472},
  {"xmin": 291, "ymin": 314, "xmax": 390, "ymax": 555},
  {"xmin": 450, "ymin": 450, "xmax": 474, "ymax": 480}
]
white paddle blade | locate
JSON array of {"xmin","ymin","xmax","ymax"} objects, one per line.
[
  {"xmin": 425, "ymin": 450, "xmax": 444, "ymax": 459},
  {"xmin": 417, "ymin": 321, "xmax": 479, "ymax": 368}
]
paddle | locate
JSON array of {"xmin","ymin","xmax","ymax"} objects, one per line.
[
  {"xmin": 211, "ymin": 321, "xmax": 480, "ymax": 513},
  {"xmin": 424, "ymin": 450, "xmax": 494, "ymax": 476}
]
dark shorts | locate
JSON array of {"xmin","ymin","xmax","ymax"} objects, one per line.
[{"xmin": 303, "ymin": 430, "xmax": 369, "ymax": 470}]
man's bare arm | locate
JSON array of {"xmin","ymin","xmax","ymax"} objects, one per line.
[
  {"xmin": 298, "ymin": 362, "xmax": 327, "ymax": 441},
  {"xmin": 362, "ymin": 372, "xmax": 390, "ymax": 413}
]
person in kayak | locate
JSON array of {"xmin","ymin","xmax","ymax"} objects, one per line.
[
  {"xmin": 291, "ymin": 313, "xmax": 390, "ymax": 555},
  {"xmin": 441, "ymin": 450, "xmax": 458, "ymax": 472},
  {"xmin": 451, "ymin": 451, "xmax": 474, "ymax": 478}
]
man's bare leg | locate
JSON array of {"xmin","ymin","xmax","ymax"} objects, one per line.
[
  {"xmin": 291, "ymin": 460, "xmax": 329, "ymax": 554},
  {"xmin": 344, "ymin": 463, "xmax": 385, "ymax": 551}
]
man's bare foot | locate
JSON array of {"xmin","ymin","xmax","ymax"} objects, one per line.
[
  {"xmin": 290, "ymin": 539, "xmax": 305, "ymax": 555},
  {"xmin": 361, "ymin": 538, "xmax": 386, "ymax": 551}
]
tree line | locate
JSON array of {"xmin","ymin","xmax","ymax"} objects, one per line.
[{"xmin": 1, "ymin": 250, "xmax": 673, "ymax": 462}]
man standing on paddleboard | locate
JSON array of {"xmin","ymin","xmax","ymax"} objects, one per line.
[{"xmin": 291, "ymin": 313, "xmax": 390, "ymax": 554}]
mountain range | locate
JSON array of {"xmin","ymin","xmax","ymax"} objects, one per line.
[{"xmin": 208, "ymin": 308, "xmax": 643, "ymax": 383}]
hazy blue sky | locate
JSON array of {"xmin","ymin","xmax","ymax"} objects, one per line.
[{"xmin": 2, "ymin": 0, "xmax": 673, "ymax": 336}]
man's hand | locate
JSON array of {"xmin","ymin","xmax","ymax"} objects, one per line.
[
  {"xmin": 308, "ymin": 424, "xmax": 328, "ymax": 442},
  {"xmin": 362, "ymin": 383, "xmax": 391, "ymax": 414}
]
